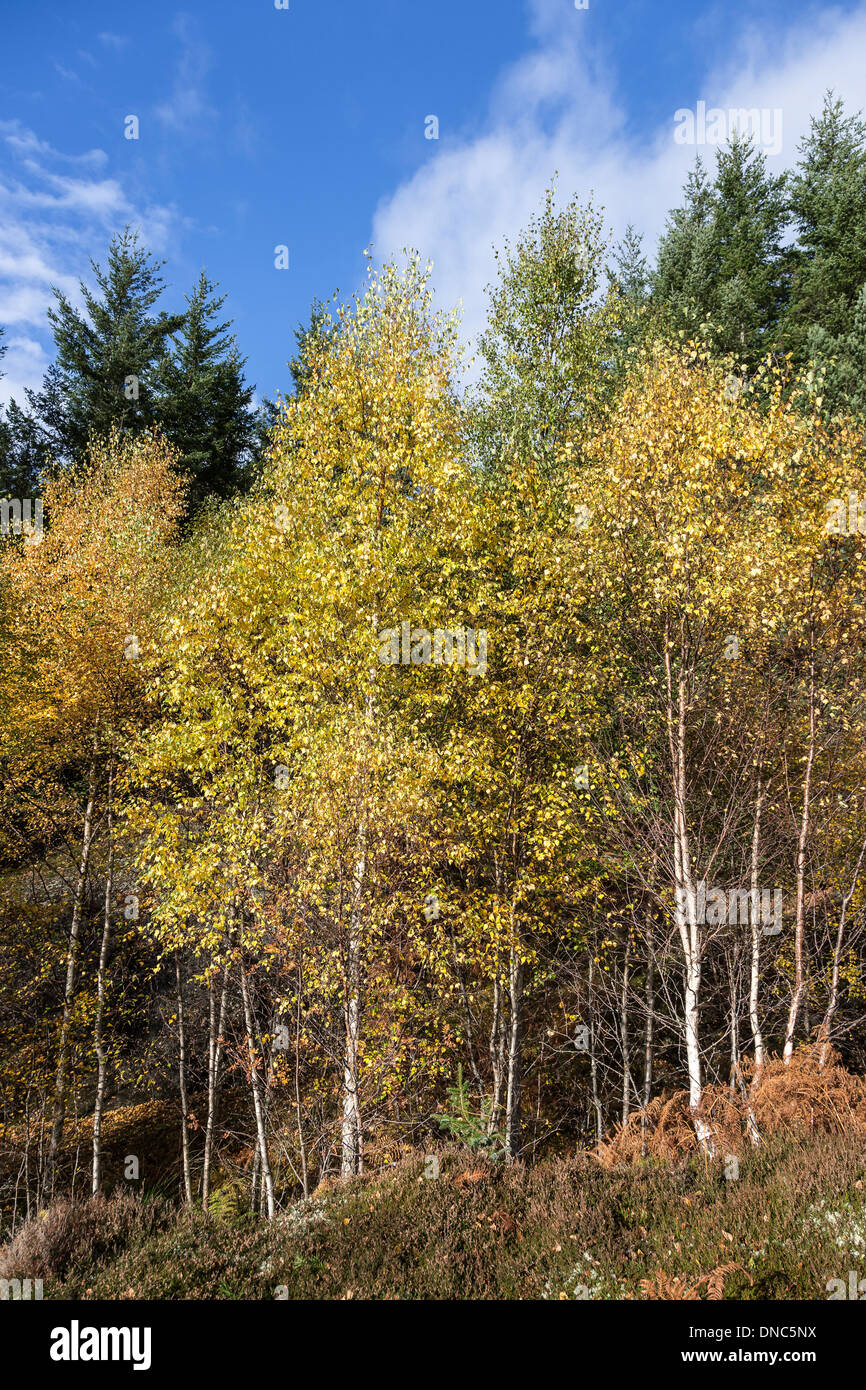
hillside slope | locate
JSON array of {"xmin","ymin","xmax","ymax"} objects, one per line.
[{"xmin": 2, "ymin": 1137, "xmax": 864, "ymax": 1300}]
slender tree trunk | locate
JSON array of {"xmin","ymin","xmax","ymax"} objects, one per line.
[
  {"xmin": 92, "ymin": 764, "xmax": 114, "ymax": 1195},
  {"xmin": 819, "ymin": 834, "xmax": 866, "ymax": 1068},
  {"xmin": 728, "ymin": 954, "xmax": 740, "ymax": 1095},
  {"xmin": 71, "ymin": 1086, "xmax": 82, "ymax": 1197},
  {"xmin": 621, "ymin": 934, "xmax": 631, "ymax": 1126},
  {"xmin": 488, "ymin": 969, "xmax": 507, "ymax": 1136},
  {"xmin": 641, "ymin": 943, "xmax": 654, "ymax": 1156},
  {"xmin": 259, "ymin": 1158, "xmax": 268, "ymax": 1217},
  {"xmin": 340, "ymin": 612, "xmax": 379, "ymax": 1180},
  {"xmin": 260, "ymin": 1044, "xmax": 276, "ymax": 1214},
  {"xmin": 642, "ymin": 943, "xmax": 654, "ymax": 1108},
  {"xmin": 48, "ymin": 752, "xmax": 98, "ymax": 1196},
  {"xmin": 239, "ymin": 945, "xmax": 275, "ymax": 1218},
  {"xmin": 504, "ymin": 920, "xmax": 523, "ymax": 1161},
  {"xmin": 250, "ymin": 1143, "xmax": 261, "ymax": 1212},
  {"xmin": 749, "ymin": 773, "xmax": 765, "ymax": 1070},
  {"xmin": 175, "ymin": 955, "xmax": 193, "ymax": 1205},
  {"xmin": 588, "ymin": 956, "xmax": 603, "ymax": 1144},
  {"xmin": 665, "ymin": 645, "xmax": 712, "ymax": 1153},
  {"xmin": 341, "ymin": 952, "xmax": 362, "ymax": 1178},
  {"xmin": 784, "ymin": 650, "xmax": 816, "ymax": 1063},
  {"xmin": 820, "ymin": 918, "xmax": 847, "ymax": 1070},
  {"xmin": 341, "ymin": 828, "xmax": 365, "ymax": 1179},
  {"xmin": 294, "ymin": 960, "xmax": 309, "ymax": 1199},
  {"xmin": 202, "ymin": 963, "xmax": 228, "ymax": 1208}
]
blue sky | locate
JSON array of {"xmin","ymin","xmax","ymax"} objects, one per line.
[{"xmin": 2, "ymin": 0, "xmax": 866, "ymax": 406}]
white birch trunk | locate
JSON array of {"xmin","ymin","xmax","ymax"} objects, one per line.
[
  {"xmin": 202, "ymin": 964, "xmax": 228, "ymax": 1208},
  {"xmin": 48, "ymin": 752, "xmax": 98, "ymax": 1195},
  {"xmin": 341, "ymin": 829, "xmax": 365, "ymax": 1179},
  {"xmin": 91, "ymin": 767, "xmax": 114, "ymax": 1195},
  {"xmin": 665, "ymin": 645, "xmax": 713, "ymax": 1154},
  {"xmin": 748, "ymin": 774, "xmax": 765, "ymax": 1071},
  {"xmin": 784, "ymin": 650, "xmax": 816, "ymax": 1063},
  {"xmin": 175, "ymin": 955, "xmax": 193, "ymax": 1205},
  {"xmin": 239, "ymin": 946, "xmax": 275, "ymax": 1218},
  {"xmin": 504, "ymin": 925, "xmax": 523, "ymax": 1160}
]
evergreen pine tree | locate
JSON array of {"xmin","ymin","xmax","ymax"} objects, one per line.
[
  {"xmin": 609, "ymin": 225, "xmax": 651, "ymax": 308},
  {"xmin": 808, "ymin": 280, "xmax": 866, "ymax": 422},
  {"xmin": 0, "ymin": 398, "xmax": 45, "ymax": 498},
  {"xmin": 45, "ymin": 227, "xmax": 184, "ymax": 460},
  {"xmin": 156, "ymin": 270, "xmax": 257, "ymax": 512},
  {"xmin": 711, "ymin": 134, "xmax": 788, "ymax": 359},
  {"xmin": 783, "ymin": 92, "xmax": 866, "ymax": 365},
  {"xmin": 289, "ymin": 298, "xmax": 333, "ymax": 397},
  {"xmin": 0, "ymin": 329, "xmax": 43, "ymax": 497},
  {"xmin": 653, "ymin": 156, "xmax": 716, "ymax": 334},
  {"xmin": 654, "ymin": 137, "xmax": 787, "ymax": 364},
  {"xmin": 607, "ymin": 224, "xmax": 655, "ymax": 368}
]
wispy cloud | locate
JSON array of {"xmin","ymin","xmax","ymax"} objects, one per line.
[
  {"xmin": 155, "ymin": 13, "xmax": 217, "ymax": 134},
  {"xmin": 54, "ymin": 63, "xmax": 85, "ymax": 88},
  {"xmin": 372, "ymin": 0, "xmax": 866, "ymax": 366},
  {"xmin": 0, "ymin": 332, "xmax": 50, "ymax": 405},
  {"xmin": 0, "ymin": 122, "xmax": 178, "ymax": 404},
  {"xmin": 1, "ymin": 125, "xmax": 108, "ymax": 169}
]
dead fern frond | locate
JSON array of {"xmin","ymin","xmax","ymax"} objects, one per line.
[
  {"xmin": 641, "ymin": 1262, "xmax": 752, "ymax": 1300},
  {"xmin": 597, "ymin": 1046, "xmax": 866, "ymax": 1165}
]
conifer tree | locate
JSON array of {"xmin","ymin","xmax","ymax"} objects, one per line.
[
  {"xmin": 607, "ymin": 224, "xmax": 654, "ymax": 370},
  {"xmin": 44, "ymin": 228, "xmax": 184, "ymax": 460},
  {"xmin": 156, "ymin": 270, "xmax": 257, "ymax": 512},
  {"xmin": 653, "ymin": 157, "xmax": 715, "ymax": 333},
  {"xmin": 711, "ymin": 134, "xmax": 788, "ymax": 358},
  {"xmin": 655, "ymin": 136, "xmax": 787, "ymax": 363},
  {"xmin": 0, "ymin": 367, "xmax": 67, "ymax": 497},
  {"xmin": 289, "ymin": 298, "xmax": 334, "ymax": 397},
  {"xmin": 251, "ymin": 301, "xmax": 335, "ymax": 481},
  {"xmin": 609, "ymin": 225, "xmax": 651, "ymax": 309},
  {"xmin": 783, "ymin": 92, "xmax": 866, "ymax": 363},
  {"xmin": 808, "ymin": 279, "xmax": 866, "ymax": 421}
]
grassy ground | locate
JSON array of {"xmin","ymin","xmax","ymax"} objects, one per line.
[{"xmin": 2, "ymin": 1136, "xmax": 865, "ymax": 1300}]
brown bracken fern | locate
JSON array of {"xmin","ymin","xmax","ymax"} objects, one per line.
[{"xmin": 640, "ymin": 1262, "xmax": 752, "ymax": 1300}]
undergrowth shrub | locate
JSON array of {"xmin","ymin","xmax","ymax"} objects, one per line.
[
  {"xmin": 1, "ymin": 1137, "xmax": 863, "ymax": 1299},
  {"xmin": 0, "ymin": 1192, "xmax": 174, "ymax": 1285}
]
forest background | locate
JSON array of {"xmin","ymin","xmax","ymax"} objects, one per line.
[{"xmin": 1, "ymin": 99, "xmax": 866, "ymax": 1267}]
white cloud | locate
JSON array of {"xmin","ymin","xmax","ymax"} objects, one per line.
[
  {"xmin": 8, "ymin": 169, "xmax": 129, "ymax": 219},
  {"xmin": 1, "ymin": 123, "xmax": 108, "ymax": 169},
  {"xmin": 372, "ymin": 0, "xmax": 866, "ymax": 365},
  {"xmin": 0, "ymin": 334, "xmax": 50, "ymax": 405},
  {"xmin": 0, "ymin": 284, "xmax": 57, "ymax": 327},
  {"xmin": 0, "ymin": 123, "xmax": 178, "ymax": 405}
]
